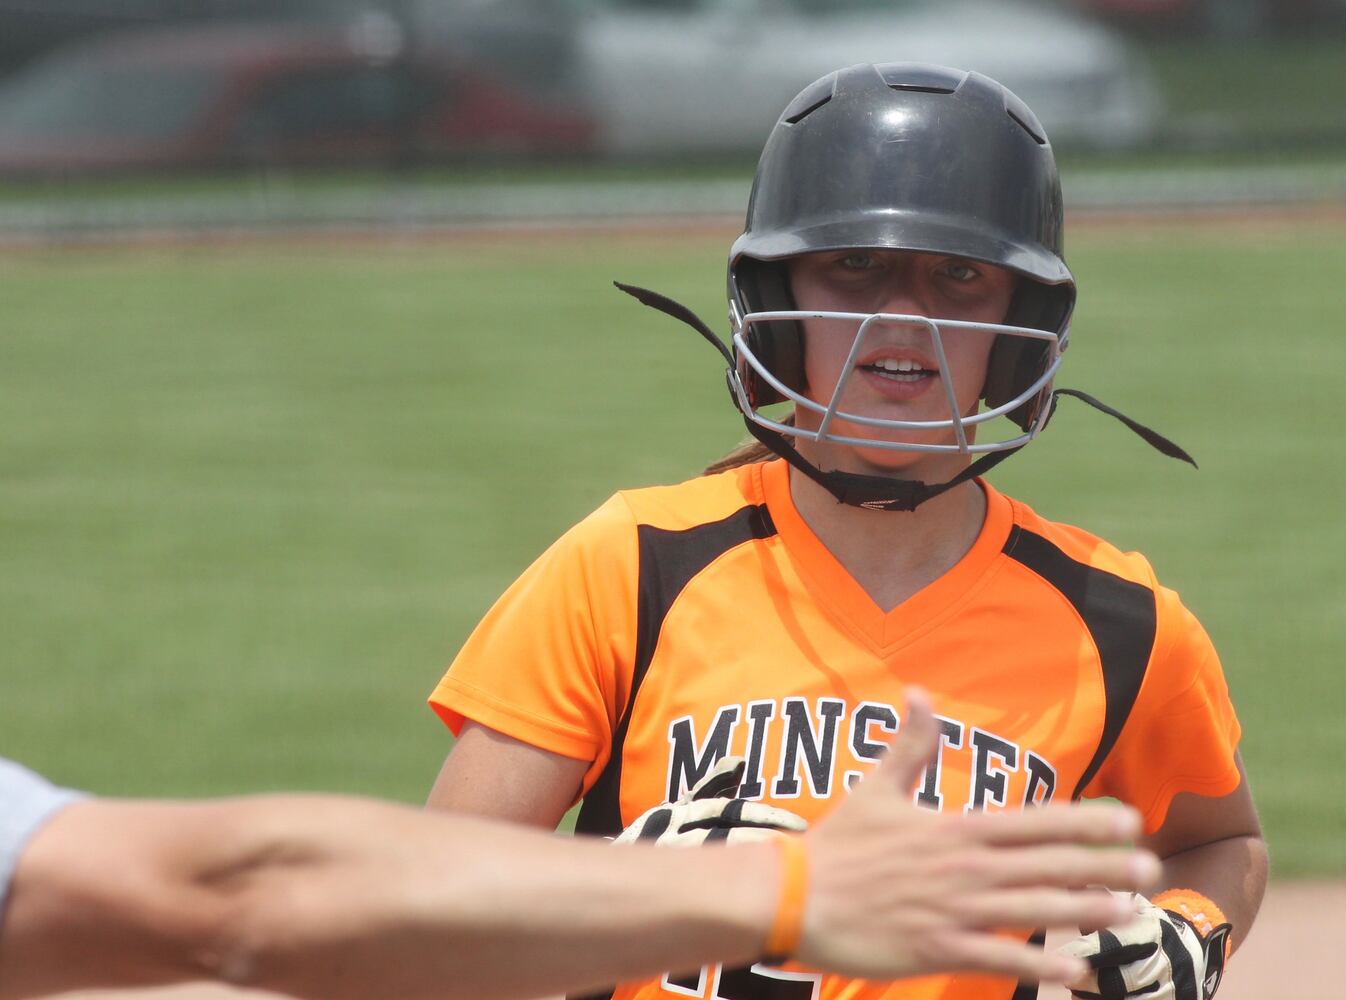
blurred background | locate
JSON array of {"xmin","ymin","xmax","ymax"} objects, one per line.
[
  {"xmin": 2, "ymin": 0, "xmax": 1343, "ymax": 894},
  {"xmin": 2, "ymin": 0, "xmax": 1346, "ymax": 231}
]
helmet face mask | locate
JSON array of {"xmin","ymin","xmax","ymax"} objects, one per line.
[
  {"xmin": 726, "ymin": 63, "xmax": 1076, "ymax": 462},
  {"xmin": 729, "ymin": 305, "xmax": 1063, "ymax": 456}
]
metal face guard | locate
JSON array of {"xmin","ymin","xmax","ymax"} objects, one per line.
[{"xmin": 731, "ymin": 309, "xmax": 1063, "ymax": 455}]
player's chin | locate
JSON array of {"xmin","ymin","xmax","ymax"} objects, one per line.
[
  {"xmin": 802, "ymin": 440, "xmax": 947, "ymax": 485},
  {"xmin": 816, "ymin": 421, "xmax": 972, "ymax": 475}
]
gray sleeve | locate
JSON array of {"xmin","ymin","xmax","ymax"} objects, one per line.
[{"xmin": 0, "ymin": 757, "xmax": 87, "ymax": 925}]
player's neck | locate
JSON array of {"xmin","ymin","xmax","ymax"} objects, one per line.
[{"xmin": 787, "ymin": 465, "xmax": 988, "ymax": 614}]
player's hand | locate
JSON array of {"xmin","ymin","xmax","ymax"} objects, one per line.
[
  {"xmin": 614, "ymin": 757, "xmax": 808, "ymax": 846},
  {"xmin": 1058, "ymin": 891, "xmax": 1232, "ymax": 999},
  {"xmin": 795, "ymin": 688, "xmax": 1162, "ymax": 985}
]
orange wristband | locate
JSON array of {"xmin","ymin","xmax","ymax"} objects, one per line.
[
  {"xmin": 1154, "ymin": 889, "xmax": 1233, "ymax": 960},
  {"xmin": 1153, "ymin": 889, "xmax": 1228, "ymax": 937},
  {"xmin": 763, "ymin": 834, "xmax": 809, "ymax": 965}
]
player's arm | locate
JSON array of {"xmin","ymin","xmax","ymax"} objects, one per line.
[
  {"xmin": 1059, "ymin": 756, "xmax": 1267, "ymax": 999},
  {"xmin": 0, "ymin": 693, "xmax": 1160, "ymax": 1000},
  {"xmin": 426, "ymin": 718, "xmax": 587, "ymax": 827},
  {"xmin": 0, "ymin": 793, "xmax": 781, "ymax": 1000},
  {"xmin": 1138, "ymin": 754, "xmax": 1267, "ymax": 950}
]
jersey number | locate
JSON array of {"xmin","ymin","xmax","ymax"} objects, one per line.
[{"xmin": 662, "ymin": 963, "xmax": 821, "ymax": 999}]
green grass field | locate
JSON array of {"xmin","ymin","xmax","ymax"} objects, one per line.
[{"xmin": 3, "ymin": 217, "xmax": 1343, "ymax": 875}]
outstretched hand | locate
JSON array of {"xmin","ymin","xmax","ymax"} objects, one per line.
[{"xmin": 796, "ymin": 688, "xmax": 1160, "ymax": 985}]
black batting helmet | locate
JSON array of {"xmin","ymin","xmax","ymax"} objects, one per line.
[{"xmin": 728, "ymin": 62, "xmax": 1076, "ymax": 434}]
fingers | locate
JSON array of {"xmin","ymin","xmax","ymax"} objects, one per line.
[
  {"xmin": 864, "ymin": 686, "xmax": 939, "ymax": 795},
  {"xmin": 1087, "ymin": 941, "xmax": 1159, "ymax": 970},
  {"xmin": 675, "ymin": 799, "xmax": 808, "ymax": 834},
  {"xmin": 728, "ymin": 801, "xmax": 809, "ymax": 832},
  {"xmin": 662, "ymin": 826, "xmax": 780, "ymax": 847},
  {"xmin": 966, "ymin": 845, "xmax": 1158, "ymax": 892},
  {"xmin": 613, "ymin": 805, "xmax": 674, "ymax": 844},
  {"xmin": 962, "ymin": 802, "xmax": 1146, "ymax": 848},
  {"xmin": 955, "ymin": 887, "xmax": 1140, "ymax": 932},
  {"xmin": 1057, "ymin": 932, "xmax": 1102, "ymax": 961},
  {"xmin": 715, "ymin": 826, "xmax": 789, "ymax": 846},
  {"xmin": 687, "ymin": 756, "xmax": 747, "ymax": 801},
  {"xmin": 924, "ymin": 929, "xmax": 1091, "ymax": 985}
]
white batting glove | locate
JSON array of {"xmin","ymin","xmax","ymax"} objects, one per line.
[
  {"xmin": 614, "ymin": 756, "xmax": 808, "ymax": 846},
  {"xmin": 1059, "ymin": 892, "xmax": 1232, "ymax": 1000}
]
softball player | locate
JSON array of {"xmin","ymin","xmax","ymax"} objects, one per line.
[{"xmin": 427, "ymin": 64, "xmax": 1266, "ymax": 1000}]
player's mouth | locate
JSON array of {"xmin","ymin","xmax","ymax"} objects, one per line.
[
  {"xmin": 862, "ymin": 358, "xmax": 936, "ymax": 382},
  {"xmin": 856, "ymin": 350, "xmax": 940, "ymax": 399}
]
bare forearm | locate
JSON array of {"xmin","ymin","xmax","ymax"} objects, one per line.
[
  {"xmin": 1154, "ymin": 834, "xmax": 1268, "ymax": 950},
  {"xmin": 0, "ymin": 796, "xmax": 778, "ymax": 1000},
  {"xmin": 244, "ymin": 803, "xmax": 778, "ymax": 1000},
  {"xmin": 0, "ymin": 801, "xmax": 240, "ymax": 998}
]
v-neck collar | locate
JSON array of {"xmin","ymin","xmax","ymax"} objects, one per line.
[{"xmin": 757, "ymin": 458, "xmax": 1014, "ymax": 653}]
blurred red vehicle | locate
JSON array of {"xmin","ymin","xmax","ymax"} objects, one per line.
[{"xmin": 0, "ymin": 20, "xmax": 596, "ymax": 176}]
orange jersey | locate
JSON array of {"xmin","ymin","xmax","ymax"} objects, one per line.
[{"xmin": 429, "ymin": 459, "xmax": 1241, "ymax": 1000}]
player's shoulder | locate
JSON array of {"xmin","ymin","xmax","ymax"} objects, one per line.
[
  {"xmin": 613, "ymin": 462, "xmax": 768, "ymax": 532},
  {"xmin": 551, "ymin": 465, "xmax": 769, "ymax": 567},
  {"xmin": 545, "ymin": 465, "xmax": 766, "ymax": 571},
  {"xmin": 1001, "ymin": 492, "xmax": 1161, "ymax": 593},
  {"xmin": 998, "ymin": 492, "xmax": 1210, "ymax": 653}
]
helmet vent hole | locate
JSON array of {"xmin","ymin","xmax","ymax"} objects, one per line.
[
  {"xmin": 876, "ymin": 63, "xmax": 965, "ymax": 93},
  {"xmin": 887, "ymin": 83, "xmax": 957, "ymax": 95},
  {"xmin": 784, "ymin": 94, "xmax": 832, "ymax": 124},
  {"xmin": 1007, "ymin": 108, "xmax": 1048, "ymax": 144},
  {"xmin": 781, "ymin": 74, "xmax": 836, "ymax": 124},
  {"xmin": 1003, "ymin": 90, "xmax": 1049, "ymax": 145}
]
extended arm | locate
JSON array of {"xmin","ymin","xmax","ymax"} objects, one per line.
[
  {"xmin": 0, "ymin": 692, "xmax": 1158, "ymax": 1000},
  {"xmin": 0, "ymin": 793, "xmax": 783, "ymax": 1000}
]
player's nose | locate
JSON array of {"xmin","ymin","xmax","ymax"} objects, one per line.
[
  {"xmin": 873, "ymin": 267, "xmax": 935, "ymax": 320},
  {"xmin": 872, "ymin": 280, "xmax": 938, "ymax": 339}
]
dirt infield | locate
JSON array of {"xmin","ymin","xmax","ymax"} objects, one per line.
[{"xmin": 47, "ymin": 879, "xmax": 1343, "ymax": 999}]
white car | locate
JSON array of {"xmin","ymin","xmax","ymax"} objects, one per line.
[{"xmin": 568, "ymin": 0, "xmax": 1160, "ymax": 155}]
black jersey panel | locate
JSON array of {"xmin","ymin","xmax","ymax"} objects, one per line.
[
  {"xmin": 1008, "ymin": 929, "xmax": 1049, "ymax": 1000},
  {"xmin": 1001, "ymin": 525, "xmax": 1158, "ymax": 801},
  {"xmin": 575, "ymin": 503, "xmax": 777, "ymax": 837}
]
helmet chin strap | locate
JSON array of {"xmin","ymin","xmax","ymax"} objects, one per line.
[
  {"xmin": 614, "ymin": 281, "xmax": 1196, "ymax": 513},
  {"xmin": 737, "ymin": 413, "xmax": 1019, "ymax": 512}
]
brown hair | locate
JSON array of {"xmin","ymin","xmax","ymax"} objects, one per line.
[{"xmin": 703, "ymin": 414, "xmax": 794, "ymax": 475}]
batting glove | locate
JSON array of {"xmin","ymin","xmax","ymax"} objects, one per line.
[
  {"xmin": 1059, "ymin": 891, "xmax": 1232, "ymax": 1000},
  {"xmin": 614, "ymin": 756, "xmax": 808, "ymax": 846}
]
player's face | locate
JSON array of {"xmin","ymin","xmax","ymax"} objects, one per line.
[{"xmin": 785, "ymin": 249, "xmax": 1016, "ymax": 473}]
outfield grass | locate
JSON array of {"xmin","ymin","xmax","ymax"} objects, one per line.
[
  {"xmin": 3, "ymin": 217, "xmax": 1344, "ymax": 875},
  {"xmin": 1137, "ymin": 34, "xmax": 1346, "ymax": 147}
]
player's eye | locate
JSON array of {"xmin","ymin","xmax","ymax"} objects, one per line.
[
  {"xmin": 940, "ymin": 260, "xmax": 980, "ymax": 282},
  {"xmin": 837, "ymin": 253, "xmax": 879, "ymax": 271}
]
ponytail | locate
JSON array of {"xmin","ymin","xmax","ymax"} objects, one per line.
[{"xmin": 703, "ymin": 415, "xmax": 794, "ymax": 475}]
